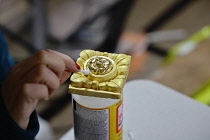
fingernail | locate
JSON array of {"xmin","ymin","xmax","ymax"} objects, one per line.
[{"xmin": 75, "ymin": 63, "xmax": 81, "ymax": 70}]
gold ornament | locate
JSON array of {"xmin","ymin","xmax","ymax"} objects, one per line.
[{"xmin": 69, "ymin": 50, "xmax": 131, "ymax": 99}]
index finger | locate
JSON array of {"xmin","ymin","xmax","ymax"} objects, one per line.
[{"xmin": 46, "ymin": 49, "xmax": 80, "ymax": 73}]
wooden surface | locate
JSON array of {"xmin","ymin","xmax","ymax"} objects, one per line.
[{"xmin": 151, "ymin": 39, "xmax": 210, "ymax": 95}]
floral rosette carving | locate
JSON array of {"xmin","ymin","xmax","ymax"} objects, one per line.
[{"xmin": 69, "ymin": 50, "xmax": 131, "ymax": 99}]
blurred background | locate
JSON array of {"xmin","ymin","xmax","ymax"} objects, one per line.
[{"xmin": 1, "ymin": 0, "xmax": 210, "ymax": 139}]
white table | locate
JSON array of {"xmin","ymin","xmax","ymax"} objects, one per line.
[{"xmin": 60, "ymin": 80, "xmax": 210, "ymax": 140}]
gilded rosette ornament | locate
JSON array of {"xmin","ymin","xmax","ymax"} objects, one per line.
[{"xmin": 69, "ymin": 50, "xmax": 131, "ymax": 99}]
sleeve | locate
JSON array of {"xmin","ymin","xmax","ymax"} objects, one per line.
[
  {"xmin": 0, "ymin": 30, "xmax": 15, "ymax": 84},
  {"xmin": 0, "ymin": 30, "xmax": 40, "ymax": 139},
  {"xmin": 0, "ymin": 93, "xmax": 40, "ymax": 140}
]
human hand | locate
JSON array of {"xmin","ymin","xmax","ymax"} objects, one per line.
[{"xmin": 1, "ymin": 49, "xmax": 80, "ymax": 130}]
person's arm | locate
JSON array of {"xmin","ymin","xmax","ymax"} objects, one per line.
[
  {"xmin": 0, "ymin": 30, "xmax": 15, "ymax": 83},
  {"xmin": 0, "ymin": 92, "xmax": 39, "ymax": 139},
  {"xmin": 0, "ymin": 31, "xmax": 80, "ymax": 139},
  {"xmin": 0, "ymin": 31, "xmax": 39, "ymax": 139}
]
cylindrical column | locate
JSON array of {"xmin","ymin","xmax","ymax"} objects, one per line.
[{"xmin": 72, "ymin": 94, "xmax": 123, "ymax": 140}]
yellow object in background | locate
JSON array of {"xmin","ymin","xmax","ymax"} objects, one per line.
[
  {"xmin": 164, "ymin": 25, "xmax": 210, "ymax": 65},
  {"xmin": 191, "ymin": 80, "xmax": 210, "ymax": 105}
]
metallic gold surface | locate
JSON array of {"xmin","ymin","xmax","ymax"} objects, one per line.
[{"xmin": 69, "ymin": 50, "xmax": 131, "ymax": 99}]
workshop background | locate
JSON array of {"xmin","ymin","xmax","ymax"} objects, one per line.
[{"xmin": 1, "ymin": 0, "xmax": 210, "ymax": 139}]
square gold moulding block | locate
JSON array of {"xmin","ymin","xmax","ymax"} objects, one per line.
[{"xmin": 69, "ymin": 50, "xmax": 131, "ymax": 99}]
